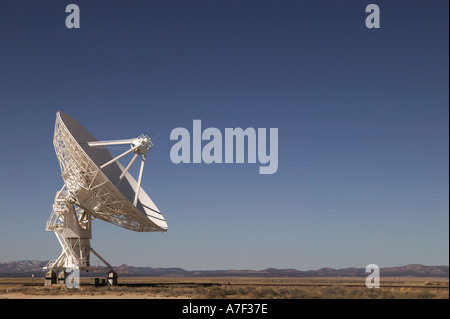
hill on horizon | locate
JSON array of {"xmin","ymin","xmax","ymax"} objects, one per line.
[{"xmin": 0, "ymin": 260, "xmax": 448, "ymax": 278}]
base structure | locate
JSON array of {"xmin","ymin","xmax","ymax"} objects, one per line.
[
  {"xmin": 44, "ymin": 186, "xmax": 117, "ymax": 286},
  {"xmin": 44, "ymin": 269, "xmax": 118, "ymax": 287}
]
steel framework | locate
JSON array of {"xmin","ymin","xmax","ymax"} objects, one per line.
[
  {"xmin": 44, "ymin": 185, "xmax": 112, "ymax": 271},
  {"xmin": 45, "ymin": 112, "xmax": 166, "ymax": 273}
]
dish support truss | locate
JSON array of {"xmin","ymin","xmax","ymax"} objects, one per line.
[
  {"xmin": 52, "ymin": 112, "xmax": 162, "ymax": 232},
  {"xmin": 44, "ymin": 185, "xmax": 112, "ymax": 272}
]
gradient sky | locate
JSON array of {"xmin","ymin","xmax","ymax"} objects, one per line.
[{"xmin": 0, "ymin": 0, "xmax": 448, "ymax": 271}]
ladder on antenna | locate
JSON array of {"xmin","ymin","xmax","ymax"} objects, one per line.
[{"xmin": 46, "ymin": 187, "xmax": 67, "ymax": 232}]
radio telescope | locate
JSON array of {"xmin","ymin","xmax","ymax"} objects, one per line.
[{"xmin": 44, "ymin": 112, "xmax": 167, "ymax": 285}]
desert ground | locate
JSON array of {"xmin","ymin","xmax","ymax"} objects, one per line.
[{"xmin": 0, "ymin": 276, "xmax": 448, "ymax": 299}]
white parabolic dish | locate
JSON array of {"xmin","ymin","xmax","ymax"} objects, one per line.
[{"xmin": 54, "ymin": 111, "xmax": 167, "ymax": 232}]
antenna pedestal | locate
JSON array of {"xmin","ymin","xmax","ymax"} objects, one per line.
[{"xmin": 45, "ymin": 187, "xmax": 113, "ymax": 274}]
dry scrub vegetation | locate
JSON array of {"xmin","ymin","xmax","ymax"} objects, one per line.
[{"xmin": 0, "ymin": 277, "xmax": 448, "ymax": 299}]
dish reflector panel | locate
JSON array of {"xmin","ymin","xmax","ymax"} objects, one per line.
[{"xmin": 54, "ymin": 111, "xmax": 167, "ymax": 232}]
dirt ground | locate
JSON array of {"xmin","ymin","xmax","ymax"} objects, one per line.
[{"xmin": 0, "ymin": 276, "xmax": 448, "ymax": 299}]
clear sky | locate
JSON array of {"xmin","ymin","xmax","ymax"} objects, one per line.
[{"xmin": 0, "ymin": 0, "xmax": 448, "ymax": 271}]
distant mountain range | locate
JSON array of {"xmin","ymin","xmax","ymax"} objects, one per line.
[{"xmin": 0, "ymin": 260, "xmax": 448, "ymax": 278}]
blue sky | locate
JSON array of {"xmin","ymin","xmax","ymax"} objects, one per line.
[{"xmin": 0, "ymin": 0, "xmax": 448, "ymax": 270}]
